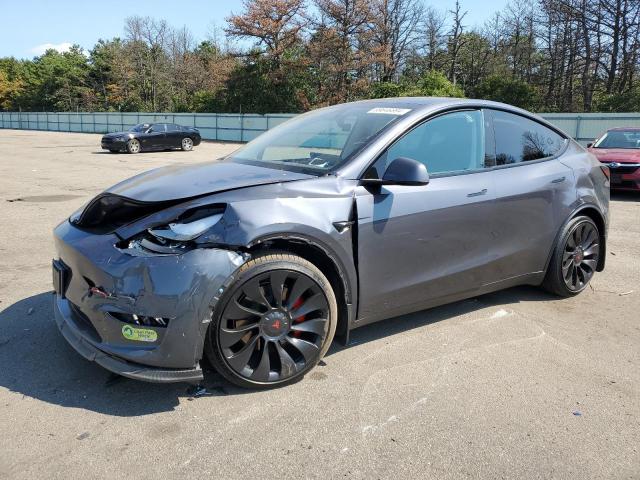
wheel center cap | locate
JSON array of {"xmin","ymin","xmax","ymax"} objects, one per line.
[
  {"xmin": 574, "ymin": 247, "xmax": 584, "ymax": 264},
  {"xmin": 261, "ymin": 311, "xmax": 290, "ymax": 337}
]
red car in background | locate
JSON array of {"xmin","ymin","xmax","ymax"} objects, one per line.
[{"xmin": 588, "ymin": 127, "xmax": 640, "ymax": 191}]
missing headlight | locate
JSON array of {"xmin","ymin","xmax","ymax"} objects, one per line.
[{"xmin": 117, "ymin": 204, "xmax": 226, "ymax": 255}]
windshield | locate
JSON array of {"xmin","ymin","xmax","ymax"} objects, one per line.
[
  {"xmin": 229, "ymin": 103, "xmax": 413, "ymax": 174},
  {"xmin": 593, "ymin": 130, "xmax": 640, "ymax": 149},
  {"xmin": 129, "ymin": 123, "xmax": 151, "ymax": 133}
]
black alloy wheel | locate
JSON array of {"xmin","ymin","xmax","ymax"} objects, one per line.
[
  {"xmin": 543, "ymin": 216, "xmax": 600, "ymax": 296},
  {"xmin": 206, "ymin": 254, "xmax": 337, "ymax": 388},
  {"xmin": 561, "ymin": 220, "xmax": 600, "ymax": 291}
]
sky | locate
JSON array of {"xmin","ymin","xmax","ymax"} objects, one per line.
[{"xmin": 0, "ymin": 0, "xmax": 509, "ymax": 59}]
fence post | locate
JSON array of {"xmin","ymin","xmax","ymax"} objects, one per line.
[{"xmin": 575, "ymin": 116, "xmax": 582, "ymax": 142}]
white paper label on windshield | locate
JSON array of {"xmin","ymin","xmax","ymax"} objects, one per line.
[{"xmin": 367, "ymin": 107, "xmax": 411, "ymax": 115}]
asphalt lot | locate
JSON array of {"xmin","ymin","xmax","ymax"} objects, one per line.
[{"xmin": 0, "ymin": 129, "xmax": 638, "ymax": 479}]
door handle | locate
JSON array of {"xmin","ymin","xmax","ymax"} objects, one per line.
[
  {"xmin": 467, "ymin": 188, "xmax": 488, "ymax": 198},
  {"xmin": 551, "ymin": 176, "xmax": 566, "ymax": 184}
]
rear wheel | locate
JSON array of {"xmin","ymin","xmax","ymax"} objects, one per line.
[
  {"xmin": 181, "ymin": 137, "xmax": 193, "ymax": 151},
  {"xmin": 127, "ymin": 138, "xmax": 141, "ymax": 154},
  {"xmin": 543, "ymin": 216, "xmax": 600, "ymax": 297},
  {"xmin": 205, "ymin": 253, "xmax": 337, "ymax": 389}
]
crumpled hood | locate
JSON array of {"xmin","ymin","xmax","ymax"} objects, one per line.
[
  {"xmin": 106, "ymin": 160, "xmax": 314, "ymax": 202},
  {"xmin": 589, "ymin": 148, "xmax": 640, "ymax": 163}
]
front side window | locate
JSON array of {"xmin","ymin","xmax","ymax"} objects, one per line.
[
  {"xmin": 149, "ymin": 124, "xmax": 166, "ymax": 133},
  {"xmin": 129, "ymin": 123, "xmax": 150, "ymax": 133},
  {"xmin": 369, "ymin": 110, "xmax": 485, "ymax": 178},
  {"xmin": 489, "ymin": 110, "xmax": 565, "ymax": 164}
]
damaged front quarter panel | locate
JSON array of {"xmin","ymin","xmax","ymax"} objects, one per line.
[{"xmin": 64, "ymin": 175, "xmax": 359, "ymax": 372}]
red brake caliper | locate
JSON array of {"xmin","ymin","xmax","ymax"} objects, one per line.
[{"xmin": 290, "ymin": 297, "xmax": 306, "ymax": 337}]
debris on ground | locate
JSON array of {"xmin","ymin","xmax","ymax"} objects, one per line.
[
  {"xmin": 573, "ymin": 411, "xmax": 582, "ymax": 416},
  {"xmin": 186, "ymin": 384, "xmax": 228, "ymax": 399}
]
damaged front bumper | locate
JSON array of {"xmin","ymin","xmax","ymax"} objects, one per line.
[{"xmin": 52, "ymin": 220, "xmax": 246, "ymax": 383}]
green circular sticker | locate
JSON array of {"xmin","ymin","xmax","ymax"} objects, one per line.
[{"xmin": 122, "ymin": 324, "xmax": 157, "ymax": 342}]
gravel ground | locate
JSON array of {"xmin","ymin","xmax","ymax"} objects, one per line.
[{"xmin": 0, "ymin": 129, "xmax": 638, "ymax": 479}]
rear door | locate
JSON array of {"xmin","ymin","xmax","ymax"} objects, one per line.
[
  {"xmin": 355, "ymin": 109, "xmax": 498, "ymax": 323},
  {"xmin": 485, "ymin": 109, "xmax": 574, "ymax": 281}
]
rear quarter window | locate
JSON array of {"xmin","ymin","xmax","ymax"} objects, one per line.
[{"xmin": 489, "ymin": 110, "xmax": 565, "ymax": 164}]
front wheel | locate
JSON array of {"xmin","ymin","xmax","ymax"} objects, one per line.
[
  {"xmin": 205, "ymin": 253, "xmax": 337, "ymax": 389},
  {"xmin": 181, "ymin": 137, "xmax": 193, "ymax": 151},
  {"xmin": 543, "ymin": 216, "xmax": 600, "ymax": 297},
  {"xmin": 127, "ymin": 138, "xmax": 141, "ymax": 154}
]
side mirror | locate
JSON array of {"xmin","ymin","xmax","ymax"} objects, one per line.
[
  {"xmin": 586, "ymin": 142, "xmax": 593, "ymax": 148},
  {"xmin": 361, "ymin": 157, "xmax": 430, "ymax": 187}
]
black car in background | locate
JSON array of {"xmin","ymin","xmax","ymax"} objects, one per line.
[{"xmin": 101, "ymin": 123, "xmax": 201, "ymax": 154}]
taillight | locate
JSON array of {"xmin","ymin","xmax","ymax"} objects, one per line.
[{"xmin": 600, "ymin": 165, "xmax": 610, "ymax": 180}]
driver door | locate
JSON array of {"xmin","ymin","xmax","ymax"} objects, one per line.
[
  {"xmin": 356, "ymin": 110, "xmax": 497, "ymax": 323},
  {"xmin": 141, "ymin": 123, "xmax": 167, "ymax": 149}
]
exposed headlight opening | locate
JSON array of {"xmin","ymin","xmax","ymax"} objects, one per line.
[
  {"xmin": 148, "ymin": 213, "xmax": 223, "ymax": 242},
  {"xmin": 118, "ymin": 205, "xmax": 227, "ymax": 255}
]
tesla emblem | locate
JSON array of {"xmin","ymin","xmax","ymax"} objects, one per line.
[{"xmin": 608, "ymin": 162, "xmax": 621, "ymax": 169}]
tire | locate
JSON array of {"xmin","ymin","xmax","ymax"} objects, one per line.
[
  {"xmin": 542, "ymin": 216, "xmax": 600, "ymax": 297},
  {"xmin": 205, "ymin": 253, "xmax": 337, "ymax": 389},
  {"xmin": 127, "ymin": 138, "xmax": 141, "ymax": 154},
  {"xmin": 181, "ymin": 137, "xmax": 194, "ymax": 151}
]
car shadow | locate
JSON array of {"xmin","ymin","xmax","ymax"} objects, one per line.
[
  {"xmin": 0, "ymin": 292, "xmax": 209, "ymax": 416},
  {"xmin": 0, "ymin": 286, "xmax": 557, "ymax": 416},
  {"xmin": 330, "ymin": 285, "xmax": 558, "ymax": 351},
  {"xmin": 90, "ymin": 150, "xmax": 179, "ymax": 155}
]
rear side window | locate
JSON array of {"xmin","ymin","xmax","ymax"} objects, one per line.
[
  {"xmin": 167, "ymin": 124, "xmax": 181, "ymax": 132},
  {"xmin": 488, "ymin": 110, "xmax": 565, "ymax": 164},
  {"xmin": 379, "ymin": 110, "xmax": 485, "ymax": 176}
]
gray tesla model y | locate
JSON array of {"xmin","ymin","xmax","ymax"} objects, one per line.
[{"xmin": 53, "ymin": 98, "xmax": 609, "ymax": 388}]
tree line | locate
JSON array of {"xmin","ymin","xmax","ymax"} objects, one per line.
[{"xmin": 0, "ymin": 0, "xmax": 638, "ymax": 114}]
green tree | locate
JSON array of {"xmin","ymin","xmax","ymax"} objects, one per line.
[
  {"xmin": 370, "ymin": 71, "xmax": 464, "ymax": 98},
  {"xmin": 221, "ymin": 50, "xmax": 311, "ymax": 113},
  {"xmin": 474, "ymin": 75, "xmax": 539, "ymax": 110},
  {"xmin": 594, "ymin": 88, "xmax": 640, "ymax": 112}
]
